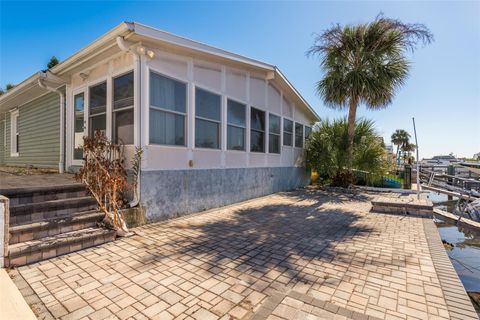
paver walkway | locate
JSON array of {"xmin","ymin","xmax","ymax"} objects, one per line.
[
  {"xmin": 0, "ymin": 171, "xmax": 76, "ymax": 190},
  {"xmin": 9, "ymin": 189, "xmax": 477, "ymax": 320}
]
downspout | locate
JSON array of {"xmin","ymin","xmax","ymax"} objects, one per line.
[
  {"xmin": 38, "ymin": 77, "xmax": 65, "ymax": 174},
  {"xmin": 116, "ymin": 36, "xmax": 142, "ymax": 207}
]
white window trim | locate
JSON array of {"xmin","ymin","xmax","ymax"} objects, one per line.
[
  {"xmin": 87, "ymin": 77, "xmax": 109, "ymax": 138},
  {"xmin": 249, "ymin": 106, "xmax": 266, "ymax": 153},
  {"xmin": 226, "ymin": 98, "xmax": 247, "ymax": 152},
  {"xmin": 267, "ymin": 112, "xmax": 281, "ymax": 155},
  {"xmin": 71, "ymin": 88, "xmax": 86, "ymax": 165},
  {"xmin": 294, "ymin": 122, "xmax": 304, "ymax": 149},
  {"xmin": 282, "ymin": 117, "xmax": 294, "ymax": 148},
  {"xmin": 304, "ymin": 125, "xmax": 312, "ymax": 143},
  {"xmin": 112, "ymin": 70, "xmax": 135, "ymax": 145},
  {"xmin": 10, "ymin": 109, "xmax": 19, "ymax": 157},
  {"xmin": 148, "ymin": 69, "xmax": 188, "ymax": 148},
  {"xmin": 194, "ymin": 85, "xmax": 222, "ymax": 150}
]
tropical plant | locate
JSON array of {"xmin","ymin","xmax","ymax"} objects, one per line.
[
  {"xmin": 5, "ymin": 83, "xmax": 15, "ymax": 91},
  {"xmin": 75, "ymin": 131, "xmax": 130, "ymax": 236},
  {"xmin": 306, "ymin": 118, "xmax": 388, "ymax": 187},
  {"xmin": 307, "ymin": 14, "xmax": 433, "ymax": 175},
  {"xmin": 401, "ymin": 142, "xmax": 416, "ymax": 164},
  {"xmin": 391, "ymin": 129, "xmax": 411, "ymax": 164},
  {"xmin": 47, "ymin": 56, "xmax": 59, "ymax": 69}
]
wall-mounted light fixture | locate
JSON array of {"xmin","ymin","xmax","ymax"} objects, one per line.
[{"xmin": 79, "ymin": 72, "xmax": 89, "ymax": 81}]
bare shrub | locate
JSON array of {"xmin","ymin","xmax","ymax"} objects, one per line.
[{"xmin": 75, "ymin": 131, "xmax": 129, "ymax": 236}]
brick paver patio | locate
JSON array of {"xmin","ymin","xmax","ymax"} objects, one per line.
[{"xmin": 9, "ymin": 189, "xmax": 477, "ymax": 320}]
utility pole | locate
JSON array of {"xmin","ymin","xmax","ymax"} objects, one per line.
[{"xmin": 412, "ymin": 117, "xmax": 421, "ymax": 200}]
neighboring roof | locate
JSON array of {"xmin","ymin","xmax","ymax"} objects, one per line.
[{"xmin": 0, "ymin": 21, "xmax": 319, "ymax": 120}]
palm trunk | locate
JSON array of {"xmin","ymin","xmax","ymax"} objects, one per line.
[{"xmin": 347, "ymin": 98, "xmax": 358, "ymax": 172}]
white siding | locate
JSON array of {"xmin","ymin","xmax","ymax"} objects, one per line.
[
  {"xmin": 226, "ymin": 69, "xmax": 247, "ymax": 102},
  {"xmin": 66, "ymin": 47, "xmax": 315, "ymax": 172}
]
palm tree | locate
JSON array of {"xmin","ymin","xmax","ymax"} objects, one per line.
[
  {"xmin": 391, "ymin": 129, "xmax": 410, "ymax": 164},
  {"xmin": 401, "ymin": 142, "xmax": 416, "ymax": 164},
  {"xmin": 306, "ymin": 118, "xmax": 387, "ymax": 187},
  {"xmin": 307, "ymin": 14, "xmax": 432, "ymax": 175}
]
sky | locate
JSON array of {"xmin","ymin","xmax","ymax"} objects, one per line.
[{"xmin": 0, "ymin": 1, "xmax": 479, "ymax": 158}]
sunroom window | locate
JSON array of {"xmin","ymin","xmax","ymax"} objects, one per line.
[
  {"xmin": 295, "ymin": 122, "xmax": 304, "ymax": 148},
  {"xmin": 305, "ymin": 126, "xmax": 312, "ymax": 141},
  {"xmin": 227, "ymin": 99, "xmax": 246, "ymax": 151},
  {"xmin": 268, "ymin": 114, "xmax": 281, "ymax": 154},
  {"xmin": 250, "ymin": 107, "xmax": 265, "ymax": 152},
  {"xmin": 283, "ymin": 119, "xmax": 293, "ymax": 146},
  {"xmin": 113, "ymin": 71, "xmax": 134, "ymax": 144},
  {"xmin": 149, "ymin": 72, "xmax": 186, "ymax": 146},
  {"xmin": 195, "ymin": 88, "xmax": 221, "ymax": 149},
  {"xmin": 89, "ymin": 82, "xmax": 107, "ymax": 136}
]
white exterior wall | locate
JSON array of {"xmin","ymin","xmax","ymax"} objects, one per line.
[
  {"xmin": 65, "ymin": 47, "xmax": 315, "ymax": 172},
  {"xmin": 142, "ymin": 48, "xmax": 315, "ymax": 171},
  {"xmin": 65, "ymin": 52, "xmax": 136, "ymax": 170}
]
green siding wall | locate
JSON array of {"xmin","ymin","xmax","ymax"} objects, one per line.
[
  {"xmin": 3, "ymin": 92, "xmax": 60, "ymax": 168},
  {"xmin": 0, "ymin": 119, "xmax": 4, "ymax": 165}
]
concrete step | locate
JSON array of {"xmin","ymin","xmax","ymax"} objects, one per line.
[
  {"xmin": 1, "ymin": 183, "xmax": 87, "ymax": 206},
  {"xmin": 6, "ymin": 227, "xmax": 116, "ymax": 267},
  {"xmin": 10, "ymin": 197, "xmax": 98, "ymax": 225},
  {"xmin": 370, "ymin": 196, "xmax": 433, "ymax": 216},
  {"xmin": 9, "ymin": 210, "xmax": 105, "ymax": 245}
]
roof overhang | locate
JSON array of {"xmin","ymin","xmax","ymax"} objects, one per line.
[
  {"xmin": 0, "ymin": 23, "xmax": 134, "ymax": 114},
  {"xmin": 0, "ymin": 21, "xmax": 319, "ymax": 121}
]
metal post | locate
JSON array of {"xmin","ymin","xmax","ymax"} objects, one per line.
[{"xmin": 412, "ymin": 117, "xmax": 421, "ymax": 200}]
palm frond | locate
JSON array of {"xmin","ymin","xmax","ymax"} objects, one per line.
[{"xmin": 307, "ymin": 14, "xmax": 433, "ymax": 110}]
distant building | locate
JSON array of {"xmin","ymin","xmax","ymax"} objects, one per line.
[
  {"xmin": 385, "ymin": 144, "xmax": 394, "ymax": 154},
  {"xmin": 473, "ymin": 152, "xmax": 480, "ymax": 160}
]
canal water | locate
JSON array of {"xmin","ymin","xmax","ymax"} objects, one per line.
[{"xmin": 428, "ymin": 192, "xmax": 480, "ymax": 292}]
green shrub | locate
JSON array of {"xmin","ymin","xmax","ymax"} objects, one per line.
[{"xmin": 306, "ymin": 118, "xmax": 388, "ymax": 187}]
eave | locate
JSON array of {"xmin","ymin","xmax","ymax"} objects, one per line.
[{"xmin": 0, "ymin": 21, "xmax": 319, "ymax": 121}]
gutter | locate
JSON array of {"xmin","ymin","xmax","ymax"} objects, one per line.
[{"xmin": 38, "ymin": 74, "xmax": 65, "ymax": 174}]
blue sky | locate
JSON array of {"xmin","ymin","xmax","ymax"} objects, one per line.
[{"xmin": 1, "ymin": 1, "xmax": 479, "ymax": 158}]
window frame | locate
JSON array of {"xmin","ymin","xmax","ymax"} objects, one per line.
[
  {"xmin": 283, "ymin": 117, "xmax": 293, "ymax": 147},
  {"xmin": 149, "ymin": 70, "xmax": 188, "ymax": 147},
  {"xmin": 87, "ymin": 79, "xmax": 108, "ymax": 137},
  {"xmin": 250, "ymin": 106, "xmax": 266, "ymax": 153},
  {"xmin": 226, "ymin": 98, "xmax": 246, "ymax": 152},
  {"xmin": 72, "ymin": 91, "xmax": 86, "ymax": 161},
  {"xmin": 194, "ymin": 86, "xmax": 222, "ymax": 150},
  {"xmin": 294, "ymin": 122, "xmax": 304, "ymax": 148},
  {"xmin": 112, "ymin": 70, "xmax": 134, "ymax": 145},
  {"xmin": 10, "ymin": 109, "xmax": 19, "ymax": 157},
  {"xmin": 268, "ymin": 112, "xmax": 281, "ymax": 154},
  {"xmin": 304, "ymin": 125, "xmax": 312, "ymax": 142}
]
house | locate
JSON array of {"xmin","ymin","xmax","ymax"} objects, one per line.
[{"xmin": 0, "ymin": 22, "xmax": 319, "ymax": 221}]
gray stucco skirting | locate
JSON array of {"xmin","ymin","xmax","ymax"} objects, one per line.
[
  {"xmin": 140, "ymin": 166, "xmax": 310, "ymax": 221},
  {"xmin": 423, "ymin": 219, "xmax": 478, "ymax": 319}
]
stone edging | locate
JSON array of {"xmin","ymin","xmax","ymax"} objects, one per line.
[
  {"xmin": 249, "ymin": 289, "xmax": 382, "ymax": 320},
  {"xmin": 423, "ymin": 219, "xmax": 478, "ymax": 320},
  {"xmin": 8, "ymin": 268, "xmax": 54, "ymax": 320}
]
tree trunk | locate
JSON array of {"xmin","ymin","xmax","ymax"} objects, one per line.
[{"xmin": 346, "ymin": 98, "xmax": 358, "ymax": 172}]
